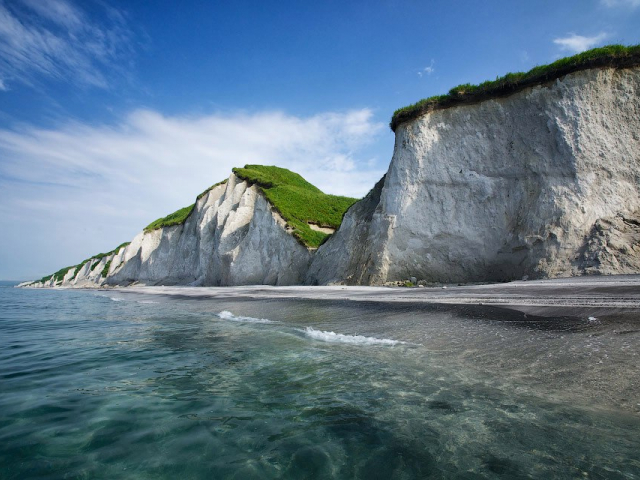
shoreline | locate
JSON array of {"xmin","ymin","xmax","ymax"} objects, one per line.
[{"xmin": 104, "ymin": 275, "xmax": 640, "ymax": 318}]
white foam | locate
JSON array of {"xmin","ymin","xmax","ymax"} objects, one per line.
[
  {"xmin": 216, "ymin": 311, "xmax": 275, "ymax": 324},
  {"xmin": 110, "ymin": 297, "xmax": 125, "ymax": 302},
  {"xmin": 588, "ymin": 316, "xmax": 598, "ymax": 322},
  {"xmin": 300, "ymin": 327, "xmax": 405, "ymax": 346}
]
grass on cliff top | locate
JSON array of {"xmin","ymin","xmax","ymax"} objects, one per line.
[
  {"xmin": 232, "ymin": 165, "xmax": 358, "ymax": 248},
  {"xmin": 144, "ymin": 180, "xmax": 228, "ymax": 232},
  {"xmin": 390, "ymin": 44, "xmax": 640, "ymax": 131},
  {"xmin": 37, "ymin": 242, "xmax": 131, "ymax": 284}
]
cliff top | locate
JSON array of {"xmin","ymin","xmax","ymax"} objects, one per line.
[
  {"xmin": 390, "ymin": 44, "xmax": 640, "ymax": 132},
  {"xmin": 144, "ymin": 179, "xmax": 228, "ymax": 232},
  {"xmin": 143, "ymin": 165, "xmax": 357, "ymax": 248},
  {"xmin": 232, "ymin": 165, "xmax": 358, "ymax": 248}
]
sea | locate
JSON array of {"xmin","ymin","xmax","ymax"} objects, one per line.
[{"xmin": 1, "ymin": 280, "xmax": 639, "ymax": 479}]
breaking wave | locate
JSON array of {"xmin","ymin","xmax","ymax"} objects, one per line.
[
  {"xmin": 216, "ymin": 311, "xmax": 276, "ymax": 324},
  {"xmin": 300, "ymin": 327, "xmax": 405, "ymax": 346}
]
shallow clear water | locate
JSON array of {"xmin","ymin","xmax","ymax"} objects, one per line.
[{"xmin": 1, "ymin": 283, "xmax": 639, "ymax": 479}]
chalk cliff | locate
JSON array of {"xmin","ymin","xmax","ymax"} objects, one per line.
[
  {"xmin": 308, "ymin": 66, "xmax": 640, "ymax": 284},
  {"xmin": 107, "ymin": 174, "xmax": 313, "ymax": 286},
  {"xmin": 25, "ymin": 173, "xmax": 314, "ymax": 287}
]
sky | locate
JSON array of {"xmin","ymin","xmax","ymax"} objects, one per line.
[{"xmin": 1, "ymin": 0, "xmax": 639, "ymax": 280}]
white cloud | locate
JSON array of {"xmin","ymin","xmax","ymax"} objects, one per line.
[
  {"xmin": 601, "ymin": 0, "xmax": 640, "ymax": 7},
  {"xmin": 21, "ymin": 0, "xmax": 83, "ymax": 29},
  {"xmin": 553, "ymin": 33, "xmax": 608, "ymax": 53},
  {"xmin": 0, "ymin": 0, "xmax": 133, "ymax": 89},
  {"xmin": 418, "ymin": 59, "xmax": 435, "ymax": 77},
  {"xmin": 0, "ymin": 77, "xmax": 6, "ymax": 90},
  {"xmin": 0, "ymin": 108, "xmax": 386, "ymax": 279}
]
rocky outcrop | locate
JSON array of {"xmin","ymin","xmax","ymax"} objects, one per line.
[
  {"xmin": 25, "ymin": 174, "xmax": 312, "ymax": 288},
  {"xmin": 578, "ymin": 211, "xmax": 640, "ymax": 275},
  {"xmin": 309, "ymin": 66, "xmax": 640, "ymax": 284}
]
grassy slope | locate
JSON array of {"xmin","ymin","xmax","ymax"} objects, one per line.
[
  {"xmin": 144, "ymin": 204, "xmax": 195, "ymax": 232},
  {"xmin": 144, "ymin": 180, "xmax": 228, "ymax": 232},
  {"xmin": 391, "ymin": 44, "xmax": 640, "ymax": 131},
  {"xmin": 38, "ymin": 242, "xmax": 131, "ymax": 284},
  {"xmin": 233, "ymin": 165, "xmax": 358, "ymax": 248}
]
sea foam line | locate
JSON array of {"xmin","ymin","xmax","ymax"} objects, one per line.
[
  {"xmin": 216, "ymin": 311, "xmax": 276, "ymax": 324},
  {"xmin": 300, "ymin": 327, "xmax": 405, "ymax": 346}
]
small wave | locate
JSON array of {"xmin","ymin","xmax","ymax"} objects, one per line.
[
  {"xmin": 300, "ymin": 327, "xmax": 405, "ymax": 346},
  {"xmin": 216, "ymin": 311, "xmax": 275, "ymax": 324},
  {"xmin": 137, "ymin": 300, "xmax": 157, "ymax": 304},
  {"xmin": 110, "ymin": 297, "xmax": 125, "ymax": 302}
]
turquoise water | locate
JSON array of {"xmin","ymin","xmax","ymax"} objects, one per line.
[{"xmin": 1, "ymin": 282, "xmax": 639, "ymax": 479}]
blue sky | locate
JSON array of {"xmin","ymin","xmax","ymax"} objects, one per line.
[{"xmin": 1, "ymin": 0, "xmax": 639, "ymax": 280}]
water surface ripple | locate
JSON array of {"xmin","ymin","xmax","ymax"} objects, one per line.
[{"xmin": 1, "ymin": 283, "xmax": 639, "ymax": 479}]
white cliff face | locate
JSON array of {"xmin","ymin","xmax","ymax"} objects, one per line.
[
  {"xmin": 105, "ymin": 174, "xmax": 311, "ymax": 286},
  {"xmin": 309, "ymin": 67, "xmax": 640, "ymax": 284},
  {"xmin": 24, "ymin": 174, "xmax": 312, "ymax": 288}
]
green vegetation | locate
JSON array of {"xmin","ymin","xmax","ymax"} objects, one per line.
[
  {"xmin": 144, "ymin": 180, "xmax": 228, "ymax": 232},
  {"xmin": 101, "ymin": 260, "xmax": 112, "ymax": 279},
  {"xmin": 36, "ymin": 242, "xmax": 131, "ymax": 285},
  {"xmin": 232, "ymin": 165, "xmax": 358, "ymax": 248},
  {"xmin": 38, "ymin": 264, "xmax": 76, "ymax": 285},
  {"xmin": 197, "ymin": 179, "xmax": 227, "ymax": 200},
  {"xmin": 390, "ymin": 44, "xmax": 640, "ymax": 131},
  {"xmin": 50, "ymin": 265, "xmax": 77, "ymax": 284},
  {"xmin": 144, "ymin": 204, "xmax": 195, "ymax": 232}
]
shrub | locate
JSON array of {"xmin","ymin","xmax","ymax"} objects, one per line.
[
  {"xmin": 390, "ymin": 44, "xmax": 640, "ymax": 131},
  {"xmin": 233, "ymin": 165, "xmax": 358, "ymax": 248}
]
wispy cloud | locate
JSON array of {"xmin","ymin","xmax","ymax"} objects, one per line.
[
  {"xmin": 0, "ymin": 108, "xmax": 385, "ymax": 278},
  {"xmin": 600, "ymin": 0, "xmax": 640, "ymax": 8},
  {"xmin": 417, "ymin": 59, "xmax": 435, "ymax": 77},
  {"xmin": 553, "ymin": 33, "xmax": 608, "ymax": 53},
  {"xmin": 0, "ymin": 0, "xmax": 134, "ymax": 90}
]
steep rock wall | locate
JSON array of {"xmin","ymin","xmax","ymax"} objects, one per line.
[
  {"xmin": 107, "ymin": 174, "xmax": 312, "ymax": 286},
  {"xmin": 309, "ymin": 66, "xmax": 640, "ymax": 284},
  {"xmin": 26, "ymin": 174, "xmax": 312, "ymax": 287}
]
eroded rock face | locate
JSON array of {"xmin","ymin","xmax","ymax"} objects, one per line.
[
  {"xmin": 107, "ymin": 175, "xmax": 312, "ymax": 286},
  {"xmin": 309, "ymin": 67, "xmax": 640, "ymax": 284},
  {"xmin": 306, "ymin": 176, "xmax": 386, "ymax": 285},
  {"xmin": 578, "ymin": 211, "xmax": 640, "ymax": 275},
  {"xmin": 27, "ymin": 174, "xmax": 312, "ymax": 287}
]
